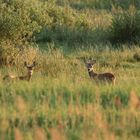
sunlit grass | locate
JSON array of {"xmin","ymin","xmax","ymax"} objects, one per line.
[{"xmin": 0, "ymin": 45, "xmax": 140, "ymax": 139}]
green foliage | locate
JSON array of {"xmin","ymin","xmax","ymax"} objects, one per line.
[
  {"xmin": 0, "ymin": 47, "xmax": 140, "ymax": 139},
  {"xmin": 0, "ymin": 1, "xmax": 40, "ymax": 42},
  {"xmin": 56, "ymin": 0, "xmax": 140, "ymax": 10},
  {"xmin": 69, "ymin": 0, "xmax": 113, "ymax": 10},
  {"xmin": 0, "ymin": 0, "xmax": 52, "ymax": 65},
  {"xmin": 36, "ymin": 5, "xmax": 94, "ymax": 45},
  {"xmin": 109, "ymin": 6, "xmax": 140, "ymax": 44}
]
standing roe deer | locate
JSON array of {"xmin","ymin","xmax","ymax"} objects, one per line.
[
  {"xmin": 85, "ymin": 60, "xmax": 115, "ymax": 84},
  {"xmin": 3, "ymin": 61, "xmax": 36, "ymax": 81}
]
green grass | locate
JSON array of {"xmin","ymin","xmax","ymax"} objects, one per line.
[{"xmin": 0, "ymin": 46, "xmax": 140, "ymax": 140}]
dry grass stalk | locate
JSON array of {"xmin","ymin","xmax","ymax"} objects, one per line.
[
  {"xmin": 14, "ymin": 128, "xmax": 23, "ymax": 140},
  {"xmin": 93, "ymin": 108, "xmax": 115, "ymax": 140},
  {"xmin": 129, "ymin": 90, "xmax": 140, "ymax": 110},
  {"xmin": 15, "ymin": 96, "xmax": 27, "ymax": 113},
  {"xmin": 50, "ymin": 128, "xmax": 66, "ymax": 140},
  {"xmin": 114, "ymin": 96, "xmax": 122, "ymax": 108},
  {"xmin": 34, "ymin": 127, "xmax": 46, "ymax": 140}
]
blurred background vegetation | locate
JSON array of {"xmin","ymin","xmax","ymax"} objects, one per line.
[{"xmin": 0, "ymin": 0, "xmax": 140, "ymax": 66}]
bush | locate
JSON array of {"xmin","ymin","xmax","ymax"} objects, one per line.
[
  {"xmin": 109, "ymin": 6, "xmax": 140, "ymax": 44},
  {"xmin": 0, "ymin": 0, "xmax": 52, "ymax": 65},
  {"xmin": 68, "ymin": 0, "xmax": 113, "ymax": 10},
  {"xmin": 36, "ymin": 5, "xmax": 94, "ymax": 45}
]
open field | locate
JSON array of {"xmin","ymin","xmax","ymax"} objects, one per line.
[
  {"xmin": 0, "ymin": 46, "xmax": 140, "ymax": 140},
  {"xmin": 1, "ymin": 0, "xmax": 140, "ymax": 140}
]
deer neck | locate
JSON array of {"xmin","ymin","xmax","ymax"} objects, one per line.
[
  {"xmin": 88, "ymin": 69, "xmax": 97, "ymax": 78},
  {"xmin": 26, "ymin": 72, "xmax": 32, "ymax": 81}
]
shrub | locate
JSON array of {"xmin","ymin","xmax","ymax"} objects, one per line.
[
  {"xmin": 0, "ymin": 0, "xmax": 52, "ymax": 65},
  {"xmin": 109, "ymin": 6, "xmax": 140, "ymax": 44},
  {"xmin": 36, "ymin": 5, "xmax": 94, "ymax": 45},
  {"xmin": 59, "ymin": 0, "xmax": 113, "ymax": 10}
]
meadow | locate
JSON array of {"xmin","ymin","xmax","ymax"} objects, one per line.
[{"xmin": 0, "ymin": 0, "xmax": 140, "ymax": 140}]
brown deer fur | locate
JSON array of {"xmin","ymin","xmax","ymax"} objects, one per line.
[
  {"xmin": 3, "ymin": 61, "xmax": 36, "ymax": 81},
  {"xmin": 85, "ymin": 60, "xmax": 115, "ymax": 84}
]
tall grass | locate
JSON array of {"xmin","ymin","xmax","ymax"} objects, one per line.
[{"xmin": 0, "ymin": 46, "xmax": 140, "ymax": 139}]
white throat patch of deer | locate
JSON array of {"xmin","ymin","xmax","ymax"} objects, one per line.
[
  {"xmin": 3, "ymin": 61, "xmax": 36, "ymax": 81},
  {"xmin": 85, "ymin": 60, "xmax": 115, "ymax": 84}
]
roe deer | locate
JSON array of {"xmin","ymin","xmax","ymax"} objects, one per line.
[
  {"xmin": 3, "ymin": 61, "xmax": 36, "ymax": 81},
  {"xmin": 85, "ymin": 60, "xmax": 115, "ymax": 84}
]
